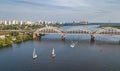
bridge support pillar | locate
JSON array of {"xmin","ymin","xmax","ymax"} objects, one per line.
[
  {"xmin": 38, "ymin": 34, "xmax": 42, "ymax": 40},
  {"xmin": 33, "ymin": 33, "xmax": 37, "ymax": 40},
  {"xmin": 33, "ymin": 33, "xmax": 42, "ymax": 40},
  {"xmin": 61, "ymin": 33, "xmax": 65, "ymax": 41},
  {"xmin": 36, "ymin": 36, "xmax": 41, "ymax": 40},
  {"xmin": 91, "ymin": 34, "xmax": 95, "ymax": 42}
]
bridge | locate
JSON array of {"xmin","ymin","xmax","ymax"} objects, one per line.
[
  {"xmin": 33, "ymin": 26, "xmax": 120, "ymax": 41},
  {"xmin": 0, "ymin": 26, "xmax": 120, "ymax": 41}
]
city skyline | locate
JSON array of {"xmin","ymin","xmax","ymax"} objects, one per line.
[{"xmin": 0, "ymin": 0, "xmax": 120, "ymax": 22}]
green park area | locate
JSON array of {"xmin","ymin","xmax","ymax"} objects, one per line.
[{"xmin": 0, "ymin": 32, "xmax": 32, "ymax": 48}]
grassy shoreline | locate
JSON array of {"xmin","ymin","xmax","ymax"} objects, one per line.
[
  {"xmin": 99, "ymin": 24, "xmax": 120, "ymax": 29},
  {"xmin": 0, "ymin": 33, "xmax": 32, "ymax": 48}
]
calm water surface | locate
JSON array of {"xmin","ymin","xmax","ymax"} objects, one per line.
[{"xmin": 0, "ymin": 26, "xmax": 120, "ymax": 71}]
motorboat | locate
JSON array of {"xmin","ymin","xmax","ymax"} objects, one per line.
[{"xmin": 70, "ymin": 41, "xmax": 78, "ymax": 48}]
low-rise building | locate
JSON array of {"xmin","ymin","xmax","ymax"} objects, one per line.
[
  {"xmin": 0, "ymin": 35, "xmax": 5, "ymax": 39},
  {"xmin": 4, "ymin": 20, "xmax": 7, "ymax": 25},
  {"xmin": 25, "ymin": 21, "xmax": 33, "ymax": 25},
  {"xmin": 0, "ymin": 20, "xmax": 3, "ymax": 25}
]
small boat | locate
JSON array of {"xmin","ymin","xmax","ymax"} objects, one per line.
[
  {"xmin": 52, "ymin": 48, "xmax": 56, "ymax": 58},
  {"xmin": 33, "ymin": 48, "xmax": 37, "ymax": 59},
  {"xmin": 70, "ymin": 43, "xmax": 75, "ymax": 48},
  {"xmin": 70, "ymin": 41, "xmax": 78, "ymax": 48}
]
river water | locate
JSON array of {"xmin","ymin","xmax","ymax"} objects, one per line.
[{"xmin": 0, "ymin": 25, "xmax": 120, "ymax": 71}]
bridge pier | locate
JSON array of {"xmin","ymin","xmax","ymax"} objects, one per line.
[
  {"xmin": 38, "ymin": 34, "xmax": 42, "ymax": 40},
  {"xmin": 33, "ymin": 33, "xmax": 42, "ymax": 40},
  {"xmin": 33, "ymin": 33, "xmax": 37, "ymax": 40},
  {"xmin": 91, "ymin": 34, "xmax": 95, "ymax": 42},
  {"xmin": 36, "ymin": 36, "xmax": 41, "ymax": 40},
  {"xmin": 61, "ymin": 33, "xmax": 65, "ymax": 41}
]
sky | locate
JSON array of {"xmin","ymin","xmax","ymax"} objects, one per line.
[{"xmin": 0, "ymin": 0, "xmax": 120, "ymax": 22}]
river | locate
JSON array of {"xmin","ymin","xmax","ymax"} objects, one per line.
[{"xmin": 0, "ymin": 25, "xmax": 120, "ymax": 71}]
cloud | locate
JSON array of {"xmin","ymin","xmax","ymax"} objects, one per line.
[
  {"xmin": 9, "ymin": 0, "xmax": 91, "ymax": 11},
  {"xmin": 8, "ymin": 0, "xmax": 71, "ymax": 10},
  {"xmin": 50, "ymin": 0, "xmax": 90, "ymax": 7},
  {"xmin": 13, "ymin": 0, "xmax": 51, "ymax": 7},
  {"xmin": 106, "ymin": 0, "xmax": 120, "ymax": 4},
  {"xmin": 0, "ymin": 0, "xmax": 120, "ymax": 22}
]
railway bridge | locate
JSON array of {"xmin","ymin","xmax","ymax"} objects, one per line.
[{"xmin": 33, "ymin": 26, "xmax": 120, "ymax": 41}]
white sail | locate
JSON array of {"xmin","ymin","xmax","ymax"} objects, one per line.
[
  {"xmin": 52, "ymin": 48, "xmax": 56, "ymax": 58},
  {"xmin": 33, "ymin": 48, "xmax": 37, "ymax": 59},
  {"xmin": 52, "ymin": 48, "xmax": 55, "ymax": 55}
]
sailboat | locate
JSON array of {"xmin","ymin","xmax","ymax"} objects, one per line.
[
  {"xmin": 52, "ymin": 48, "xmax": 56, "ymax": 58},
  {"xmin": 33, "ymin": 48, "xmax": 37, "ymax": 59}
]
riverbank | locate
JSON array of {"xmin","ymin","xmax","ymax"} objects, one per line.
[
  {"xmin": 0, "ymin": 33, "xmax": 32, "ymax": 48},
  {"xmin": 100, "ymin": 24, "xmax": 120, "ymax": 29}
]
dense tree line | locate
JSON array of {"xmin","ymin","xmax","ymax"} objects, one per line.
[
  {"xmin": 0, "ymin": 24, "xmax": 44, "ymax": 30},
  {"xmin": 100, "ymin": 24, "xmax": 120, "ymax": 29},
  {"xmin": 0, "ymin": 32, "xmax": 32, "ymax": 48}
]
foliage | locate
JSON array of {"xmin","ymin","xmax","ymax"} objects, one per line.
[
  {"xmin": 22, "ymin": 34, "xmax": 32, "ymax": 41},
  {"xmin": 0, "ymin": 35, "xmax": 13, "ymax": 47},
  {"xmin": 14, "ymin": 34, "xmax": 32, "ymax": 43},
  {"xmin": 100, "ymin": 24, "xmax": 120, "ymax": 29},
  {"xmin": 0, "ymin": 24, "xmax": 44, "ymax": 30},
  {"xmin": 0, "ymin": 34, "xmax": 32, "ymax": 48},
  {"xmin": 0, "ymin": 39, "xmax": 5, "ymax": 47},
  {"xmin": 14, "ymin": 35, "xmax": 23, "ymax": 43},
  {"xmin": 10, "ymin": 31, "xmax": 19, "ymax": 36}
]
